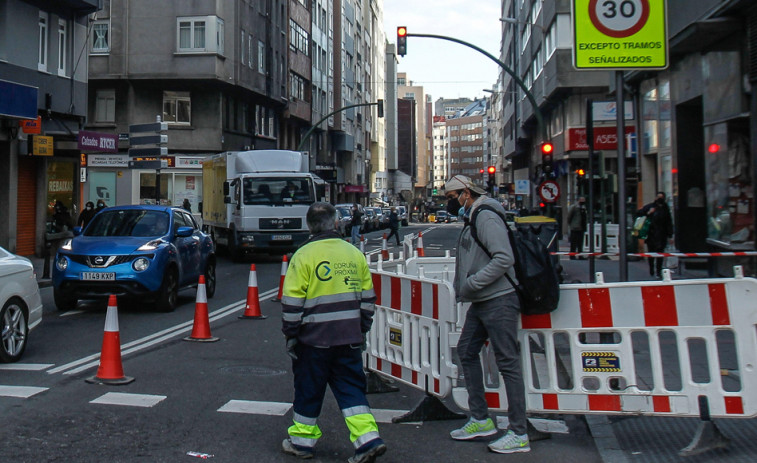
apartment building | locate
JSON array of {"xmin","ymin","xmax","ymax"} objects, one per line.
[
  {"xmin": 431, "ymin": 115, "xmax": 447, "ymax": 191},
  {"xmin": 447, "ymin": 99, "xmax": 486, "ymax": 190},
  {"xmin": 397, "ymin": 72, "xmax": 431, "ymax": 198},
  {"xmin": 0, "ymin": 0, "xmax": 100, "ymax": 255}
]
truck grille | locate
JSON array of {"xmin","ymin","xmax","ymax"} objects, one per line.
[{"xmin": 259, "ymin": 218, "xmax": 302, "ymax": 230}]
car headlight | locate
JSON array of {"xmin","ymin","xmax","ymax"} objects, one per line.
[
  {"xmin": 60, "ymin": 239, "xmax": 73, "ymax": 251},
  {"xmin": 132, "ymin": 257, "xmax": 150, "ymax": 272},
  {"xmin": 138, "ymin": 239, "xmax": 163, "ymax": 251},
  {"xmin": 55, "ymin": 255, "xmax": 68, "ymax": 271}
]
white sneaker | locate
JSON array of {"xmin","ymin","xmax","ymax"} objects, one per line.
[
  {"xmin": 449, "ymin": 417, "xmax": 497, "ymax": 440},
  {"xmin": 487, "ymin": 430, "xmax": 530, "ymax": 453}
]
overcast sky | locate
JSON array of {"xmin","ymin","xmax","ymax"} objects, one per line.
[{"xmin": 382, "ymin": 0, "xmax": 502, "ymax": 111}]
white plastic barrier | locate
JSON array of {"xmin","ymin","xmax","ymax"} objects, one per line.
[
  {"xmin": 367, "ymin": 269, "xmax": 459, "ymax": 398},
  {"xmin": 583, "ymin": 223, "xmax": 619, "ymax": 253},
  {"xmin": 451, "ymin": 268, "xmax": 757, "ymax": 419}
]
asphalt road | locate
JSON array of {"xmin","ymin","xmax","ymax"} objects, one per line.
[{"xmin": 1, "ymin": 223, "xmax": 602, "ymax": 463}]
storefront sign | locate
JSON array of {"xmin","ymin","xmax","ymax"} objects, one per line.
[
  {"xmin": 78, "ymin": 130, "xmax": 118, "ymax": 153},
  {"xmin": 19, "ymin": 116, "xmax": 42, "ymax": 134},
  {"xmin": 88, "ymin": 154, "xmax": 129, "ymax": 167},
  {"xmin": 175, "ymin": 156, "xmax": 204, "ymax": 168},
  {"xmin": 80, "ymin": 167, "xmax": 87, "ymax": 183},
  {"xmin": 186, "ymin": 176, "xmax": 195, "ymax": 190},
  {"xmin": 344, "ymin": 185, "xmax": 366, "ymax": 193},
  {"xmin": 32, "ymin": 135, "xmax": 54, "ymax": 156},
  {"xmin": 567, "ymin": 126, "xmax": 636, "ymax": 151},
  {"xmin": 0, "ymin": 79, "xmax": 37, "ymax": 119}
]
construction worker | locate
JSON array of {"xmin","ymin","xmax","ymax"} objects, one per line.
[{"xmin": 281, "ymin": 202, "xmax": 386, "ymax": 463}]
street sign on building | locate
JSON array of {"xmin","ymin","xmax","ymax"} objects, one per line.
[
  {"xmin": 128, "ymin": 119, "xmax": 168, "ymax": 160},
  {"xmin": 572, "ymin": 0, "xmax": 668, "ymax": 70}
]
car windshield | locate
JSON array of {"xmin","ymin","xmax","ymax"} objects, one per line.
[
  {"xmin": 85, "ymin": 210, "xmax": 170, "ymax": 237},
  {"xmin": 437, "ymin": 211, "xmax": 447, "ymax": 216},
  {"xmin": 337, "ymin": 207, "xmax": 351, "ymax": 218},
  {"xmin": 242, "ymin": 177, "xmax": 314, "ymax": 205}
]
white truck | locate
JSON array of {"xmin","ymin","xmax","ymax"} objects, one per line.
[{"xmin": 201, "ymin": 150, "xmax": 323, "ymax": 258}]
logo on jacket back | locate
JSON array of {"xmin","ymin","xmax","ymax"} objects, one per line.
[{"xmin": 316, "ymin": 261, "xmax": 332, "ymax": 281}]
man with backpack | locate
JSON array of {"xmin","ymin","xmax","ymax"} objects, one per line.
[{"xmin": 443, "ymin": 174, "xmax": 529, "ymax": 454}]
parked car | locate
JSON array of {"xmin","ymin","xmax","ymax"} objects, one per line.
[
  {"xmin": 367, "ymin": 207, "xmax": 384, "ymax": 229},
  {"xmin": 363, "ymin": 208, "xmax": 380, "ymax": 232},
  {"xmin": 0, "ymin": 246, "xmax": 43, "ymax": 362},
  {"xmin": 381, "ymin": 207, "xmax": 392, "ymax": 226},
  {"xmin": 336, "ymin": 206, "xmax": 352, "ymax": 236},
  {"xmin": 334, "ymin": 203, "xmax": 367, "ymax": 233},
  {"xmin": 52, "ymin": 205, "xmax": 216, "ymax": 313},
  {"xmin": 435, "ymin": 210, "xmax": 449, "ymax": 223},
  {"xmin": 397, "ymin": 206, "xmax": 408, "ymax": 226}
]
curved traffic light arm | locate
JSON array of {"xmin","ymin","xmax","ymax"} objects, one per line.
[
  {"xmin": 297, "ymin": 101, "xmax": 382, "ymax": 152},
  {"xmin": 405, "ymin": 32, "xmax": 547, "ymax": 141}
]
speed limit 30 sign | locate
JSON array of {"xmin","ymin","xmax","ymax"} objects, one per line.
[{"xmin": 573, "ymin": 0, "xmax": 668, "ymax": 70}]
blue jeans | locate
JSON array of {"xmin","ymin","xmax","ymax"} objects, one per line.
[
  {"xmin": 351, "ymin": 224, "xmax": 361, "ymax": 244},
  {"xmin": 457, "ymin": 292, "xmax": 527, "ymax": 435}
]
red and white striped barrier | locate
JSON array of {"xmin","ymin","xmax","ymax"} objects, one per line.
[{"xmin": 554, "ymin": 251, "xmax": 757, "ymax": 258}]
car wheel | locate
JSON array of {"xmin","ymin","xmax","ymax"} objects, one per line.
[
  {"xmin": 53, "ymin": 287, "xmax": 77, "ymax": 312},
  {"xmin": 156, "ymin": 267, "xmax": 179, "ymax": 312},
  {"xmin": 0, "ymin": 298, "xmax": 29, "ymax": 363},
  {"xmin": 204, "ymin": 259, "xmax": 217, "ymax": 298}
]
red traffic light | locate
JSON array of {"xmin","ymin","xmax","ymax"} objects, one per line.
[
  {"xmin": 487, "ymin": 166, "xmax": 496, "ymax": 174},
  {"xmin": 576, "ymin": 168, "xmax": 585, "ymax": 176},
  {"xmin": 397, "ymin": 26, "xmax": 407, "ymax": 37},
  {"xmin": 479, "ymin": 168, "xmax": 484, "ymax": 174},
  {"xmin": 708, "ymin": 143, "xmax": 720, "ymax": 153},
  {"xmin": 541, "ymin": 142, "xmax": 554, "ymax": 155}
]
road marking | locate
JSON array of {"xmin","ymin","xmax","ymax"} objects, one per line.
[
  {"xmin": 49, "ymin": 288, "xmax": 277, "ymax": 376},
  {"xmin": 217, "ymin": 399, "xmax": 292, "ymax": 416},
  {"xmin": 0, "ymin": 363, "xmax": 54, "ymax": 371},
  {"xmin": 90, "ymin": 392, "xmax": 166, "ymax": 408},
  {"xmin": 0, "ymin": 385, "xmax": 48, "ymax": 398},
  {"xmin": 60, "ymin": 310, "xmax": 85, "ymax": 317}
]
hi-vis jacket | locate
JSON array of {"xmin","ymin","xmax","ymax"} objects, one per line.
[{"xmin": 281, "ymin": 232, "xmax": 376, "ymax": 347}]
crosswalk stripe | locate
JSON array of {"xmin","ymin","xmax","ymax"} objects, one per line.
[
  {"xmin": 90, "ymin": 392, "xmax": 166, "ymax": 408},
  {"xmin": 0, "ymin": 363, "xmax": 54, "ymax": 371},
  {"xmin": 218, "ymin": 399, "xmax": 292, "ymax": 416},
  {"xmin": 0, "ymin": 385, "xmax": 48, "ymax": 398}
]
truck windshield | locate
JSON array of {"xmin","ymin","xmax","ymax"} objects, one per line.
[{"xmin": 242, "ymin": 177, "xmax": 315, "ymax": 205}]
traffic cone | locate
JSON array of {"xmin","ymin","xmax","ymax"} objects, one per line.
[
  {"xmin": 184, "ymin": 275, "xmax": 219, "ymax": 342},
  {"xmin": 240, "ymin": 264, "xmax": 266, "ymax": 319},
  {"xmin": 273, "ymin": 255, "xmax": 288, "ymax": 302},
  {"xmin": 417, "ymin": 232, "xmax": 425, "ymax": 257},
  {"xmin": 360, "ymin": 234, "xmax": 366, "ymax": 253},
  {"xmin": 86, "ymin": 295, "xmax": 134, "ymax": 385},
  {"xmin": 381, "ymin": 233, "xmax": 389, "ymax": 260}
]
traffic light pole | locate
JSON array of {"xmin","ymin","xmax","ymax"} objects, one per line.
[{"xmin": 297, "ymin": 102, "xmax": 382, "ymax": 153}]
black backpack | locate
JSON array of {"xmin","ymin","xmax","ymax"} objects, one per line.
[{"xmin": 468, "ymin": 205, "xmax": 560, "ymax": 315}]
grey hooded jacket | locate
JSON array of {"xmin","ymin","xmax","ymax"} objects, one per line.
[{"xmin": 453, "ymin": 196, "xmax": 518, "ymax": 303}]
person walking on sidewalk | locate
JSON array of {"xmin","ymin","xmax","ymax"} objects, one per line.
[
  {"xmin": 636, "ymin": 192, "xmax": 674, "ymax": 278},
  {"xmin": 350, "ymin": 204, "xmax": 363, "ymax": 245},
  {"xmin": 567, "ymin": 196, "xmax": 587, "ymax": 259},
  {"xmin": 386, "ymin": 207, "xmax": 401, "ymax": 245},
  {"xmin": 281, "ymin": 202, "xmax": 386, "ymax": 463},
  {"xmin": 443, "ymin": 174, "xmax": 530, "ymax": 454},
  {"xmin": 77, "ymin": 201, "xmax": 97, "ymax": 230}
]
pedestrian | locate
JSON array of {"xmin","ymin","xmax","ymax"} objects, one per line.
[
  {"xmin": 443, "ymin": 174, "xmax": 530, "ymax": 454},
  {"xmin": 636, "ymin": 191, "xmax": 674, "ymax": 278},
  {"xmin": 567, "ymin": 196, "xmax": 587, "ymax": 260},
  {"xmin": 350, "ymin": 203, "xmax": 363, "ymax": 245},
  {"xmin": 77, "ymin": 201, "xmax": 97, "ymax": 229},
  {"xmin": 96, "ymin": 199, "xmax": 107, "ymax": 212},
  {"xmin": 281, "ymin": 202, "xmax": 386, "ymax": 463},
  {"xmin": 386, "ymin": 207, "xmax": 400, "ymax": 245},
  {"xmin": 182, "ymin": 198, "xmax": 192, "ymax": 212},
  {"xmin": 52, "ymin": 200, "xmax": 73, "ymax": 233}
]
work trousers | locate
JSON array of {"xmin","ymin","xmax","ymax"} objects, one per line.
[
  {"xmin": 386, "ymin": 227, "xmax": 400, "ymax": 245},
  {"xmin": 457, "ymin": 292, "xmax": 527, "ymax": 435},
  {"xmin": 569, "ymin": 229, "xmax": 585, "ymax": 259}
]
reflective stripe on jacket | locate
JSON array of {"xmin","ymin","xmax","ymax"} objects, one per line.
[{"xmin": 281, "ymin": 235, "xmax": 376, "ymax": 346}]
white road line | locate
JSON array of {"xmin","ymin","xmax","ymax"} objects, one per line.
[
  {"xmin": 60, "ymin": 310, "xmax": 85, "ymax": 317},
  {"xmin": 49, "ymin": 288, "xmax": 277, "ymax": 376},
  {"xmin": 90, "ymin": 392, "xmax": 166, "ymax": 408},
  {"xmin": 0, "ymin": 385, "xmax": 48, "ymax": 398},
  {"xmin": 0, "ymin": 363, "xmax": 54, "ymax": 371},
  {"xmin": 217, "ymin": 399, "xmax": 292, "ymax": 416}
]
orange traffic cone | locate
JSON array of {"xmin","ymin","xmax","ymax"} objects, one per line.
[
  {"xmin": 360, "ymin": 235, "xmax": 366, "ymax": 254},
  {"xmin": 273, "ymin": 255, "xmax": 288, "ymax": 302},
  {"xmin": 184, "ymin": 275, "xmax": 219, "ymax": 342},
  {"xmin": 86, "ymin": 295, "xmax": 134, "ymax": 385},
  {"xmin": 381, "ymin": 233, "xmax": 389, "ymax": 260},
  {"xmin": 240, "ymin": 264, "xmax": 266, "ymax": 319},
  {"xmin": 417, "ymin": 232, "xmax": 425, "ymax": 257}
]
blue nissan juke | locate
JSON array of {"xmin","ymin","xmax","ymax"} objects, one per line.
[{"xmin": 52, "ymin": 205, "xmax": 216, "ymax": 312}]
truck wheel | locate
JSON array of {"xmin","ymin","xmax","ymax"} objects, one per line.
[
  {"xmin": 155, "ymin": 268, "xmax": 179, "ymax": 312},
  {"xmin": 229, "ymin": 231, "xmax": 245, "ymax": 263}
]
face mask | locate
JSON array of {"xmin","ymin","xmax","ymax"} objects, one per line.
[
  {"xmin": 446, "ymin": 197, "xmax": 461, "ymax": 215},
  {"xmin": 458, "ymin": 206, "xmax": 466, "ymax": 218},
  {"xmin": 86, "ymin": 206, "xmax": 93, "ymax": 210}
]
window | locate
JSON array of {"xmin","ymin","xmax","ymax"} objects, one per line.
[
  {"xmin": 92, "ymin": 20, "xmax": 109, "ymax": 53},
  {"xmin": 248, "ymin": 34, "xmax": 253, "ymax": 68},
  {"xmin": 240, "ymin": 29, "xmax": 245, "ymax": 64},
  {"xmin": 258, "ymin": 41, "xmax": 265, "ymax": 73},
  {"xmin": 176, "ymin": 16, "xmax": 224, "ymax": 54},
  {"xmin": 289, "ymin": 19, "xmax": 309, "ymax": 56},
  {"xmin": 95, "ymin": 89, "xmax": 115, "ymax": 123},
  {"xmin": 162, "ymin": 91, "xmax": 191, "ymax": 125},
  {"xmin": 38, "ymin": 12, "xmax": 48, "ymax": 71},
  {"xmin": 57, "ymin": 19, "xmax": 67, "ymax": 76},
  {"xmin": 290, "ymin": 72, "xmax": 306, "ymax": 100}
]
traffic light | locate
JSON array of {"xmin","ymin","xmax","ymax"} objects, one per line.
[
  {"xmin": 487, "ymin": 166, "xmax": 496, "ymax": 193},
  {"xmin": 397, "ymin": 27, "xmax": 407, "ymax": 56},
  {"xmin": 575, "ymin": 167, "xmax": 585, "ymax": 177},
  {"xmin": 541, "ymin": 142, "xmax": 554, "ymax": 173},
  {"xmin": 432, "ymin": 188, "xmax": 438, "ymax": 195}
]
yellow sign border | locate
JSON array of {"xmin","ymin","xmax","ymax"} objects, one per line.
[{"xmin": 572, "ymin": 0, "xmax": 668, "ymax": 70}]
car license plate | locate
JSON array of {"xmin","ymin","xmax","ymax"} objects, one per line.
[
  {"xmin": 271, "ymin": 234, "xmax": 292, "ymax": 241},
  {"xmin": 81, "ymin": 272, "xmax": 116, "ymax": 281}
]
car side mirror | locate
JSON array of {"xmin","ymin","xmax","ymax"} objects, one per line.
[
  {"xmin": 176, "ymin": 226, "xmax": 193, "ymax": 237},
  {"xmin": 73, "ymin": 226, "xmax": 82, "ymax": 236}
]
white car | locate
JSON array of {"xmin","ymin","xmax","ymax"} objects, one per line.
[{"xmin": 0, "ymin": 246, "xmax": 43, "ymax": 362}]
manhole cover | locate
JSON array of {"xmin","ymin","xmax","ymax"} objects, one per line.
[{"xmin": 220, "ymin": 365, "xmax": 287, "ymax": 377}]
